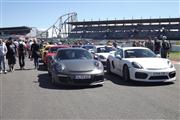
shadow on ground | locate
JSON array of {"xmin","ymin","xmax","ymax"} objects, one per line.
[
  {"xmin": 37, "ymin": 64, "xmax": 47, "ymax": 71},
  {"xmin": 105, "ymin": 72, "xmax": 174, "ymax": 87},
  {"xmin": 15, "ymin": 68, "xmax": 35, "ymax": 71},
  {"xmin": 37, "ymin": 73, "xmax": 103, "ymax": 90}
]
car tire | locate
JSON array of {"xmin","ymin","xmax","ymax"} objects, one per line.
[
  {"xmin": 48, "ymin": 70, "xmax": 51, "ymax": 76},
  {"xmin": 107, "ymin": 60, "xmax": 112, "ymax": 74},
  {"xmin": 123, "ymin": 65, "xmax": 130, "ymax": 81}
]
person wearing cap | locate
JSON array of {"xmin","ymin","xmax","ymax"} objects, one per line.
[{"xmin": 0, "ymin": 39, "xmax": 8, "ymax": 74}]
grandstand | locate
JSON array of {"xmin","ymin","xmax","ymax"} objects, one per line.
[
  {"xmin": 68, "ymin": 18, "xmax": 180, "ymax": 40},
  {"xmin": 0, "ymin": 26, "xmax": 31, "ymax": 36}
]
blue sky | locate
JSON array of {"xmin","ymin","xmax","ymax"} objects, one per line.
[{"xmin": 0, "ymin": 0, "xmax": 180, "ymax": 29}]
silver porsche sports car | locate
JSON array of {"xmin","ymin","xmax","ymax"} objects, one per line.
[{"xmin": 49, "ymin": 48, "xmax": 104, "ymax": 86}]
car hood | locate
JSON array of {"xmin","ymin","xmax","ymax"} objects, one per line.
[
  {"xmin": 59, "ymin": 59, "xmax": 95, "ymax": 72},
  {"xmin": 47, "ymin": 53, "xmax": 56, "ymax": 56},
  {"xmin": 126, "ymin": 58, "xmax": 170, "ymax": 69}
]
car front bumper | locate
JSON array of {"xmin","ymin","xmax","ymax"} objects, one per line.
[
  {"xmin": 53, "ymin": 71, "xmax": 104, "ymax": 86},
  {"xmin": 129, "ymin": 67, "xmax": 176, "ymax": 82}
]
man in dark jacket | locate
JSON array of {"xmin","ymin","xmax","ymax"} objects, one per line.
[
  {"xmin": 31, "ymin": 39, "xmax": 40, "ymax": 69},
  {"xmin": 18, "ymin": 40, "xmax": 26, "ymax": 69},
  {"xmin": 6, "ymin": 37, "xmax": 17, "ymax": 72}
]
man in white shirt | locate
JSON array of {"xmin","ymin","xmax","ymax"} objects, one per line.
[{"xmin": 0, "ymin": 39, "xmax": 8, "ymax": 74}]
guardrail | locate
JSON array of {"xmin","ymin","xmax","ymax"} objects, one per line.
[{"xmin": 171, "ymin": 45, "xmax": 180, "ymax": 52}]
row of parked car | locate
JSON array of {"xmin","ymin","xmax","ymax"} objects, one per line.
[{"xmin": 39, "ymin": 44, "xmax": 176, "ymax": 86}]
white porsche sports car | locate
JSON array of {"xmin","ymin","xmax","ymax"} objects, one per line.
[
  {"xmin": 107, "ymin": 47, "xmax": 176, "ymax": 82},
  {"xmin": 94, "ymin": 45, "xmax": 117, "ymax": 68}
]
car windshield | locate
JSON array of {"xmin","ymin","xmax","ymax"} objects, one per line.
[
  {"xmin": 71, "ymin": 45, "xmax": 82, "ymax": 48},
  {"xmin": 45, "ymin": 47, "xmax": 50, "ymax": 51},
  {"xmin": 82, "ymin": 45, "xmax": 94, "ymax": 50},
  {"xmin": 124, "ymin": 49, "xmax": 157, "ymax": 58},
  {"xmin": 97, "ymin": 46, "xmax": 116, "ymax": 53},
  {"xmin": 57, "ymin": 49, "xmax": 93, "ymax": 60},
  {"xmin": 49, "ymin": 47, "xmax": 59, "ymax": 53}
]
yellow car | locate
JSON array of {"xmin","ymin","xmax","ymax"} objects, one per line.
[
  {"xmin": 39, "ymin": 44, "xmax": 48, "ymax": 57},
  {"xmin": 41, "ymin": 45, "xmax": 54, "ymax": 62}
]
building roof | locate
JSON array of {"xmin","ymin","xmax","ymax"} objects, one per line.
[
  {"xmin": 0, "ymin": 26, "xmax": 31, "ymax": 35},
  {"xmin": 68, "ymin": 18, "xmax": 180, "ymax": 25}
]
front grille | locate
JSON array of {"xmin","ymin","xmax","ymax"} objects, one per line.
[
  {"xmin": 149, "ymin": 76, "xmax": 168, "ymax": 80},
  {"xmin": 94, "ymin": 75, "xmax": 104, "ymax": 81},
  {"xmin": 169, "ymin": 71, "xmax": 176, "ymax": 78},
  {"xmin": 73, "ymin": 79, "xmax": 95, "ymax": 84},
  {"xmin": 58, "ymin": 76, "xmax": 69, "ymax": 83},
  {"xmin": 69, "ymin": 70, "xmax": 93, "ymax": 73},
  {"xmin": 101, "ymin": 61, "xmax": 107, "ymax": 66},
  {"xmin": 147, "ymin": 68, "xmax": 164, "ymax": 70},
  {"xmin": 135, "ymin": 72, "xmax": 148, "ymax": 79},
  {"xmin": 58, "ymin": 75, "xmax": 104, "ymax": 84}
]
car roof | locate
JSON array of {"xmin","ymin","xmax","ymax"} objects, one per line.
[
  {"xmin": 71, "ymin": 45, "xmax": 82, "ymax": 47},
  {"xmin": 120, "ymin": 47, "xmax": 149, "ymax": 50},
  {"xmin": 57, "ymin": 47, "xmax": 86, "ymax": 51},
  {"xmin": 44, "ymin": 45, "xmax": 54, "ymax": 48},
  {"xmin": 96, "ymin": 45, "xmax": 111, "ymax": 48},
  {"xmin": 50, "ymin": 45, "xmax": 69, "ymax": 48},
  {"xmin": 83, "ymin": 44, "xmax": 95, "ymax": 46}
]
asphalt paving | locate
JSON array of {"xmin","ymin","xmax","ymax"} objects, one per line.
[{"xmin": 0, "ymin": 58, "xmax": 179, "ymax": 119}]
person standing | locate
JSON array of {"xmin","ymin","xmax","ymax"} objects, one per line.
[
  {"xmin": 31, "ymin": 39, "xmax": 40, "ymax": 69},
  {"xmin": 113, "ymin": 40, "xmax": 117, "ymax": 48},
  {"xmin": 161, "ymin": 36, "xmax": 170, "ymax": 58},
  {"xmin": 6, "ymin": 37, "xmax": 17, "ymax": 72},
  {"xmin": 132, "ymin": 40, "xmax": 136, "ymax": 47},
  {"xmin": 154, "ymin": 37, "xmax": 161, "ymax": 54},
  {"xmin": 145, "ymin": 38, "xmax": 154, "ymax": 51},
  {"xmin": 27, "ymin": 39, "xmax": 33, "ymax": 58},
  {"xmin": 18, "ymin": 40, "xmax": 26, "ymax": 70},
  {"xmin": 0, "ymin": 39, "xmax": 8, "ymax": 74}
]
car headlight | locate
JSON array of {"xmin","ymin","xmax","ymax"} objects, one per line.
[
  {"xmin": 132, "ymin": 62, "xmax": 143, "ymax": 69},
  {"xmin": 167, "ymin": 61, "xmax": 173, "ymax": 68},
  {"xmin": 55, "ymin": 64, "xmax": 65, "ymax": 72},
  {"xmin": 94, "ymin": 61, "xmax": 103, "ymax": 70}
]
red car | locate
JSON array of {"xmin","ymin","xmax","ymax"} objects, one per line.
[{"xmin": 44, "ymin": 45, "xmax": 69, "ymax": 65}]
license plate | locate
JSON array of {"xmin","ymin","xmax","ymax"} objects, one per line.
[
  {"xmin": 153, "ymin": 72, "xmax": 166, "ymax": 76},
  {"xmin": 75, "ymin": 75, "xmax": 91, "ymax": 79}
]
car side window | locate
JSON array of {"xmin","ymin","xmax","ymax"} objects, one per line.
[{"xmin": 115, "ymin": 49, "xmax": 123, "ymax": 58}]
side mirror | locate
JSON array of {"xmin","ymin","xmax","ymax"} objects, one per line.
[
  {"xmin": 156, "ymin": 54, "xmax": 161, "ymax": 58},
  {"xmin": 90, "ymin": 50, "xmax": 95, "ymax": 54},
  {"xmin": 94, "ymin": 54, "xmax": 99, "ymax": 60},
  {"xmin": 116, "ymin": 54, "xmax": 122, "ymax": 60}
]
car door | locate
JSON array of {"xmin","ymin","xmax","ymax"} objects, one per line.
[
  {"xmin": 117, "ymin": 49, "xmax": 125, "ymax": 76},
  {"xmin": 113, "ymin": 49, "xmax": 123, "ymax": 75}
]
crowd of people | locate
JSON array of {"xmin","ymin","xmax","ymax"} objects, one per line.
[
  {"xmin": 0, "ymin": 37, "xmax": 40, "ymax": 74},
  {"xmin": 132, "ymin": 36, "xmax": 171, "ymax": 58}
]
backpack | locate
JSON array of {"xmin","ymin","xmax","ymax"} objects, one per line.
[
  {"xmin": 18, "ymin": 43, "xmax": 24, "ymax": 52},
  {"xmin": 163, "ymin": 41, "xmax": 170, "ymax": 50}
]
